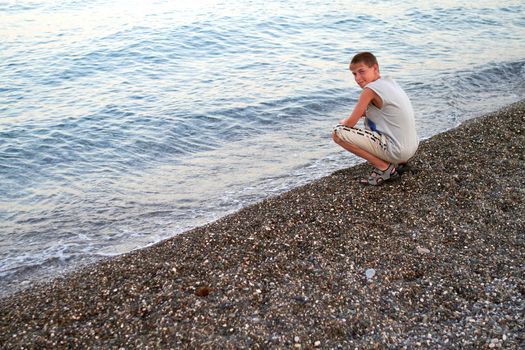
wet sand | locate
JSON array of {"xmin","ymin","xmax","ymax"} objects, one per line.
[{"xmin": 1, "ymin": 100, "xmax": 524, "ymax": 349}]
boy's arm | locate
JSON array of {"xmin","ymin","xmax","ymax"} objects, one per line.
[{"xmin": 339, "ymin": 88, "xmax": 376, "ymax": 127}]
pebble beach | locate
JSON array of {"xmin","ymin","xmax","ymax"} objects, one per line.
[{"xmin": 1, "ymin": 100, "xmax": 524, "ymax": 348}]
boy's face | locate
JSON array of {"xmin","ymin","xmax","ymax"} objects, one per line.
[{"xmin": 349, "ymin": 62, "xmax": 380, "ymax": 88}]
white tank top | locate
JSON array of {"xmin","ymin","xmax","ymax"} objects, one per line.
[{"xmin": 365, "ymin": 76, "xmax": 419, "ymax": 162}]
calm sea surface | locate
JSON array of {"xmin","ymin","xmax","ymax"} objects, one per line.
[{"xmin": 1, "ymin": 0, "xmax": 524, "ymax": 296}]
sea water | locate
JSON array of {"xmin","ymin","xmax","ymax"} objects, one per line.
[{"xmin": 1, "ymin": 0, "xmax": 524, "ymax": 296}]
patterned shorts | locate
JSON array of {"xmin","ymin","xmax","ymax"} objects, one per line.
[{"xmin": 332, "ymin": 125, "xmax": 395, "ymax": 163}]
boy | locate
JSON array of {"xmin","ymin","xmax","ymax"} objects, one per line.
[{"xmin": 332, "ymin": 52, "xmax": 418, "ymax": 185}]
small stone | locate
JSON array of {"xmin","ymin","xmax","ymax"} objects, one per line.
[
  {"xmin": 365, "ymin": 268, "xmax": 376, "ymax": 280},
  {"xmin": 314, "ymin": 340, "xmax": 321, "ymax": 347},
  {"xmin": 195, "ymin": 287, "xmax": 211, "ymax": 297},
  {"xmin": 294, "ymin": 336, "xmax": 300, "ymax": 343},
  {"xmin": 416, "ymin": 246, "xmax": 431, "ymax": 254}
]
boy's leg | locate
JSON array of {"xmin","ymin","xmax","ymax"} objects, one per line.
[
  {"xmin": 332, "ymin": 126, "xmax": 391, "ymax": 170},
  {"xmin": 333, "ymin": 132, "xmax": 389, "ymax": 170}
]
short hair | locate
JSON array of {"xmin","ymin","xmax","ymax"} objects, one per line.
[{"xmin": 350, "ymin": 52, "xmax": 378, "ymax": 68}]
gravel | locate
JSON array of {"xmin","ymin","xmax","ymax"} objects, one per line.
[{"xmin": 1, "ymin": 100, "xmax": 524, "ymax": 349}]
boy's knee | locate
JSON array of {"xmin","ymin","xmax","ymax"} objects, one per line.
[
  {"xmin": 332, "ymin": 130, "xmax": 340, "ymax": 143},
  {"xmin": 332, "ymin": 125, "xmax": 344, "ymax": 140}
]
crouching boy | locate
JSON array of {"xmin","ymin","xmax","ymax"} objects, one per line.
[{"xmin": 332, "ymin": 52, "xmax": 418, "ymax": 185}]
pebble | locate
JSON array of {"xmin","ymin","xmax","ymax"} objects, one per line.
[
  {"xmin": 416, "ymin": 246, "xmax": 431, "ymax": 254},
  {"xmin": 365, "ymin": 268, "xmax": 376, "ymax": 280}
]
